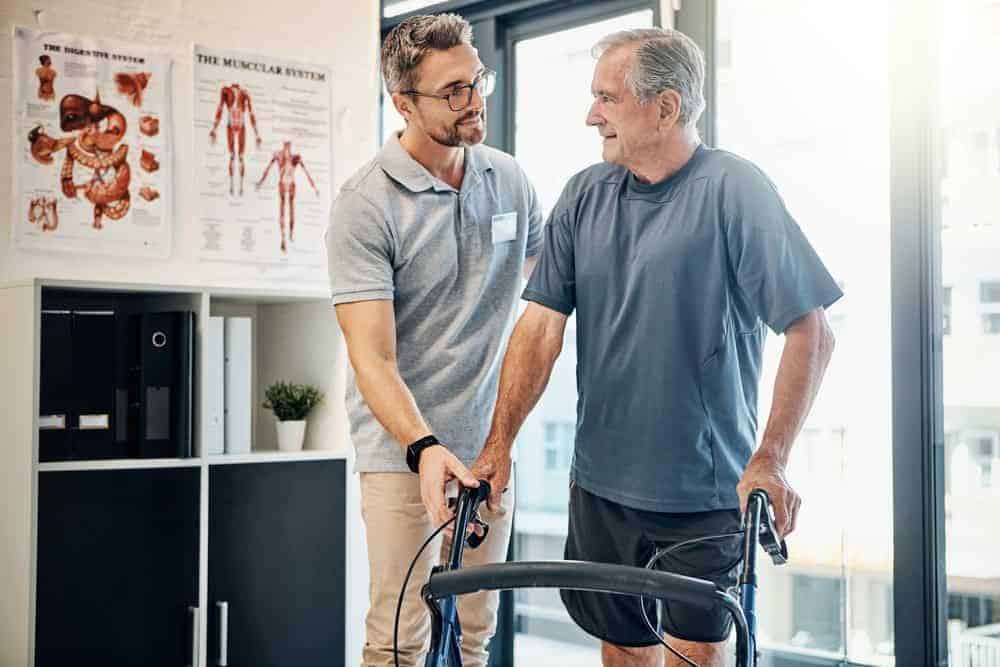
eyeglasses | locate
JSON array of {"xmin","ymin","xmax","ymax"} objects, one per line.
[{"xmin": 403, "ymin": 69, "xmax": 496, "ymax": 112}]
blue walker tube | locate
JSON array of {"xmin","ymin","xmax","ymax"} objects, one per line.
[{"xmin": 738, "ymin": 495, "xmax": 764, "ymax": 666}]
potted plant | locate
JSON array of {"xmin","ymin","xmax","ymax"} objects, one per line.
[{"xmin": 262, "ymin": 381, "xmax": 324, "ymax": 452}]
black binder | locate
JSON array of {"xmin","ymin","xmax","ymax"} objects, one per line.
[
  {"xmin": 128, "ymin": 311, "xmax": 195, "ymax": 459},
  {"xmin": 38, "ymin": 308, "xmax": 117, "ymax": 462},
  {"xmin": 38, "ymin": 295, "xmax": 195, "ymax": 462}
]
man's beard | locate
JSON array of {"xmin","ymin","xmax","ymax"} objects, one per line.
[{"xmin": 428, "ymin": 110, "xmax": 486, "ymax": 147}]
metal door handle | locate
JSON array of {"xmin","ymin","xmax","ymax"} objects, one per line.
[
  {"xmin": 188, "ymin": 605, "xmax": 200, "ymax": 667},
  {"xmin": 216, "ymin": 601, "xmax": 229, "ymax": 666}
]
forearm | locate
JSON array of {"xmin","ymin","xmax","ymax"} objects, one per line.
[
  {"xmin": 258, "ymin": 161, "xmax": 273, "ymax": 185},
  {"xmin": 757, "ymin": 311, "xmax": 835, "ymax": 465},
  {"xmin": 351, "ymin": 353, "xmax": 432, "ymax": 450},
  {"xmin": 484, "ymin": 311, "xmax": 563, "ymax": 453}
]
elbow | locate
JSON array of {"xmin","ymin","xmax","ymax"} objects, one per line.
[
  {"xmin": 788, "ymin": 308, "xmax": 836, "ymax": 366},
  {"xmin": 344, "ymin": 342, "xmax": 397, "ymax": 377},
  {"xmin": 510, "ymin": 308, "xmax": 565, "ymax": 366},
  {"xmin": 542, "ymin": 330, "xmax": 564, "ymax": 366},
  {"xmin": 537, "ymin": 316, "xmax": 566, "ymax": 363}
]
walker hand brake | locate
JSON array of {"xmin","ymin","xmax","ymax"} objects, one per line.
[
  {"xmin": 749, "ymin": 489, "xmax": 788, "ymax": 566},
  {"xmin": 465, "ymin": 515, "xmax": 490, "ymax": 549},
  {"xmin": 447, "ymin": 482, "xmax": 491, "ymax": 550}
]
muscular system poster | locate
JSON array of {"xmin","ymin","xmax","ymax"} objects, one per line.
[
  {"xmin": 194, "ymin": 46, "xmax": 332, "ymax": 277},
  {"xmin": 12, "ymin": 27, "xmax": 172, "ymax": 257}
]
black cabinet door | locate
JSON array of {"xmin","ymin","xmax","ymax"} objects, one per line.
[
  {"xmin": 208, "ymin": 460, "xmax": 345, "ymax": 666},
  {"xmin": 35, "ymin": 467, "xmax": 200, "ymax": 667}
]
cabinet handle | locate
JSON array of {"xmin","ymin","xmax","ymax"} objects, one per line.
[
  {"xmin": 216, "ymin": 601, "xmax": 229, "ymax": 666},
  {"xmin": 188, "ymin": 605, "xmax": 200, "ymax": 667}
]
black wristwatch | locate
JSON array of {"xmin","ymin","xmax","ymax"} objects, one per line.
[{"xmin": 406, "ymin": 435, "xmax": 443, "ymax": 473}]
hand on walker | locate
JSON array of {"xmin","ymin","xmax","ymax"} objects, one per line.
[
  {"xmin": 419, "ymin": 445, "xmax": 478, "ymax": 527},
  {"xmin": 736, "ymin": 451, "xmax": 801, "ymax": 539},
  {"xmin": 469, "ymin": 448, "xmax": 511, "ymax": 513}
]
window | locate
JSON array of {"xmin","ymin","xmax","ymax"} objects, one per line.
[
  {"xmin": 996, "ymin": 128, "xmax": 1000, "ymax": 174},
  {"xmin": 973, "ymin": 130, "xmax": 991, "ymax": 173},
  {"xmin": 968, "ymin": 433, "xmax": 998, "ymax": 489},
  {"xmin": 717, "ymin": 1, "xmax": 892, "ymax": 663},
  {"xmin": 541, "ymin": 422, "xmax": 571, "ymax": 471},
  {"xmin": 791, "ymin": 576, "xmax": 844, "ymax": 653},
  {"xmin": 943, "ymin": 286, "xmax": 952, "ymax": 335},
  {"xmin": 980, "ymin": 282, "xmax": 1000, "ymax": 304},
  {"xmin": 382, "ymin": 0, "xmax": 446, "ymax": 19},
  {"xmin": 939, "ymin": 1, "xmax": 1000, "ymax": 665},
  {"xmin": 542, "ymin": 421, "xmax": 573, "ymax": 471}
]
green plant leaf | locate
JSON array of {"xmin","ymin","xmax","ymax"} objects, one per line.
[{"xmin": 262, "ymin": 380, "xmax": 324, "ymax": 421}]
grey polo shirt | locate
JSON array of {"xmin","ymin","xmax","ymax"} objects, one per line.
[
  {"xmin": 524, "ymin": 145, "xmax": 843, "ymax": 513},
  {"xmin": 327, "ymin": 134, "xmax": 542, "ymax": 473}
]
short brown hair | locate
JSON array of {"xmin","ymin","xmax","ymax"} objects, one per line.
[{"xmin": 380, "ymin": 14, "xmax": 473, "ymax": 94}]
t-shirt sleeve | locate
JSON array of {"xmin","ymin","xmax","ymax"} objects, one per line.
[
  {"xmin": 723, "ymin": 165, "xmax": 843, "ymax": 333},
  {"xmin": 325, "ymin": 190, "xmax": 395, "ymax": 305},
  {"xmin": 524, "ymin": 178, "xmax": 544, "ymax": 259},
  {"xmin": 522, "ymin": 206, "xmax": 575, "ymax": 315}
]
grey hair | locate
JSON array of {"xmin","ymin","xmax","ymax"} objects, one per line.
[
  {"xmin": 381, "ymin": 13, "xmax": 473, "ymax": 94},
  {"xmin": 592, "ymin": 27, "xmax": 706, "ymax": 127}
]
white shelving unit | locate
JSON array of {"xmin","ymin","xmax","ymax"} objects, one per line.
[{"xmin": 0, "ymin": 278, "xmax": 357, "ymax": 667}]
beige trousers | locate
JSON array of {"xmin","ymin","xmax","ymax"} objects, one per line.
[{"xmin": 360, "ymin": 471, "xmax": 514, "ymax": 667}]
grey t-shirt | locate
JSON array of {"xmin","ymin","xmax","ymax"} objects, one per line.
[
  {"xmin": 523, "ymin": 145, "xmax": 842, "ymax": 513},
  {"xmin": 327, "ymin": 134, "xmax": 542, "ymax": 472}
]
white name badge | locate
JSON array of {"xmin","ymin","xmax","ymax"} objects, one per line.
[{"xmin": 491, "ymin": 212, "xmax": 517, "ymax": 244}]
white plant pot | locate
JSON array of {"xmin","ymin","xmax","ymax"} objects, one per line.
[{"xmin": 276, "ymin": 420, "xmax": 307, "ymax": 452}]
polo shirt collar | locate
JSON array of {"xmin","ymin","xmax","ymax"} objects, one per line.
[{"xmin": 378, "ymin": 132, "xmax": 493, "ymax": 194}]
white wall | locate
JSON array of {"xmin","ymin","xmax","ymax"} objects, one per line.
[
  {"xmin": 0, "ymin": 0, "xmax": 380, "ymax": 294},
  {"xmin": 0, "ymin": 2, "xmax": 378, "ymax": 665}
]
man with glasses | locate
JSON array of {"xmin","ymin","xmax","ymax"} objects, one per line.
[{"xmin": 326, "ymin": 13, "xmax": 541, "ymax": 667}]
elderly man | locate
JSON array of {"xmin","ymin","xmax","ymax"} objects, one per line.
[
  {"xmin": 326, "ymin": 13, "xmax": 541, "ymax": 667},
  {"xmin": 464, "ymin": 27, "xmax": 840, "ymax": 667}
]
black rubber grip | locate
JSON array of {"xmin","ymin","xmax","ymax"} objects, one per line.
[
  {"xmin": 474, "ymin": 480, "xmax": 491, "ymax": 505},
  {"xmin": 425, "ymin": 561, "xmax": 720, "ymax": 611}
]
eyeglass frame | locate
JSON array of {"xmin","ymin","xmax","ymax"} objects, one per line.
[{"xmin": 400, "ymin": 69, "xmax": 496, "ymax": 112}]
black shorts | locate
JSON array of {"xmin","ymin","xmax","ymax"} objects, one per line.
[{"xmin": 560, "ymin": 482, "xmax": 743, "ymax": 646}]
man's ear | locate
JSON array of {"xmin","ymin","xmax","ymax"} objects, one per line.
[
  {"xmin": 658, "ymin": 89, "xmax": 682, "ymax": 128},
  {"xmin": 391, "ymin": 91, "xmax": 414, "ymax": 121}
]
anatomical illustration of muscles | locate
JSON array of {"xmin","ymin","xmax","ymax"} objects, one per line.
[
  {"xmin": 194, "ymin": 45, "xmax": 330, "ymax": 268},
  {"xmin": 27, "ymin": 91, "xmax": 131, "ymax": 229},
  {"xmin": 139, "ymin": 115, "xmax": 159, "ymax": 137},
  {"xmin": 28, "ymin": 197, "xmax": 59, "ymax": 231},
  {"xmin": 256, "ymin": 141, "xmax": 318, "ymax": 253},
  {"xmin": 209, "ymin": 83, "xmax": 262, "ymax": 196},
  {"xmin": 36, "ymin": 55, "xmax": 56, "ymax": 102},
  {"xmin": 115, "ymin": 71, "xmax": 150, "ymax": 107}
]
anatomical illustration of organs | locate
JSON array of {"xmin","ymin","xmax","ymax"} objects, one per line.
[
  {"xmin": 28, "ymin": 196, "xmax": 59, "ymax": 231},
  {"xmin": 28, "ymin": 90, "xmax": 131, "ymax": 229},
  {"xmin": 115, "ymin": 71, "xmax": 150, "ymax": 107},
  {"xmin": 139, "ymin": 115, "xmax": 159, "ymax": 137}
]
